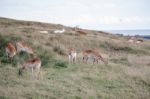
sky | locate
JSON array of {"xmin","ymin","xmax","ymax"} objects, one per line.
[{"xmin": 0, "ymin": 0, "xmax": 150, "ymax": 35}]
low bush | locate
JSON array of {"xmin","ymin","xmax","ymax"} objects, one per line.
[
  {"xmin": 54, "ymin": 60, "xmax": 68, "ymax": 68},
  {"xmin": 100, "ymin": 41, "xmax": 139, "ymax": 54},
  {"xmin": 35, "ymin": 46, "xmax": 55, "ymax": 68},
  {"xmin": 110, "ymin": 57, "xmax": 130, "ymax": 65},
  {"xmin": 53, "ymin": 45, "xmax": 66, "ymax": 56}
]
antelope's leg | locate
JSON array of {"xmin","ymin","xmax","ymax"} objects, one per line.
[
  {"xmin": 86, "ymin": 57, "xmax": 88, "ymax": 64},
  {"xmin": 82, "ymin": 57, "xmax": 85, "ymax": 63},
  {"xmin": 6, "ymin": 51, "xmax": 8, "ymax": 60},
  {"xmin": 96, "ymin": 59, "xmax": 99, "ymax": 64},
  {"xmin": 68, "ymin": 55, "xmax": 71, "ymax": 64},
  {"xmin": 93, "ymin": 58, "xmax": 96, "ymax": 64},
  {"xmin": 74, "ymin": 56, "xmax": 76, "ymax": 63},
  {"xmin": 37, "ymin": 68, "xmax": 41, "ymax": 80},
  {"xmin": 31, "ymin": 67, "xmax": 34, "ymax": 79}
]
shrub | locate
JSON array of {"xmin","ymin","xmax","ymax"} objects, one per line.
[
  {"xmin": 0, "ymin": 96, "xmax": 9, "ymax": 99},
  {"xmin": 35, "ymin": 46, "xmax": 55, "ymax": 68},
  {"xmin": 53, "ymin": 45, "xmax": 66, "ymax": 55},
  {"xmin": 22, "ymin": 28, "xmax": 33, "ymax": 34},
  {"xmin": 54, "ymin": 60, "xmax": 68, "ymax": 68},
  {"xmin": 110, "ymin": 58, "xmax": 130, "ymax": 65},
  {"xmin": 99, "ymin": 41, "xmax": 137, "ymax": 54},
  {"xmin": 0, "ymin": 33, "xmax": 22, "ymax": 48}
]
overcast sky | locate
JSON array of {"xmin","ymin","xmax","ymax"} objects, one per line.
[{"xmin": 0, "ymin": 0, "xmax": 150, "ymax": 34}]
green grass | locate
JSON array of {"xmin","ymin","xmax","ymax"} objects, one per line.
[{"xmin": 0, "ymin": 63, "xmax": 150, "ymax": 99}]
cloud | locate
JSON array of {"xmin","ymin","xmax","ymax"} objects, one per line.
[
  {"xmin": 120, "ymin": 17, "xmax": 150, "ymax": 25},
  {"xmin": 51, "ymin": 15, "xmax": 150, "ymax": 30},
  {"xmin": 98, "ymin": 16, "xmax": 121, "ymax": 25},
  {"xmin": 103, "ymin": 3, "xmax": 117, "ymax": 8},
  {"xmin": 58, "ymin": 15, "xmax": 95, "ymax": 26},
  {"xmin": 97, "ymin": 16, "xmax": 150, "ymax": 25}
]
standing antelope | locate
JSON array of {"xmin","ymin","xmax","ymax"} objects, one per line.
[
  {"xmin": 5, "ymin": 42, "xmax": 17, "ymax": 61},
  {"xmin": 82, "ymin": 49, "xmax": 108, "ymax": 64},
  {"xmin": 68, "ymin": 48, "xmax": 77, "ymax": 64},
  {"xmin": 18, "ymin": 57, "xmax": 41, "ymax": 78},
  {"xmin": 16, "ymin": 41, "xmax": 34, "ymax": 55}
]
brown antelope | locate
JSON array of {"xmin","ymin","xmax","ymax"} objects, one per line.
[
  {"xmin": 76, "ymin": 30, "xmax": 87, "ymax": 35},
  {"xmin": 18, "ymin": 57, "xmax": 41, "ymax": 78},
  {"xmin": 82, "ymin": 49, "xmax": 108, "ymax": 64},
  {"xmin": 68, "ymin": 48, "xmax": 77, "ymax": 64},
  {"xmin": 16, "ymin": 41, "xmax": 34, "ymax": 55},
  {"xmin": 5, "ymin": 42, "xmax": 17, "ymax": 61}
]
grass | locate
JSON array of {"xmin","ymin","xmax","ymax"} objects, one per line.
[
  {"xmin": 0, "ymin": 17, "xmax": 150, "ymax": 99},
  {"xmin": 0, "ymin": 62, "xmax": 150, "ymax": 99}
]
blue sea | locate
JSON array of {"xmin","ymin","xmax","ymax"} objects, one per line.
[{"xmin": 105, "ymin": 29, "xmax": 150, "ymax": 39}]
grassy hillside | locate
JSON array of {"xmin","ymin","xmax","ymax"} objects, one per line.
[{"xmin": 0, "ymin": 17, "xmax": 150, "ymax": 99}]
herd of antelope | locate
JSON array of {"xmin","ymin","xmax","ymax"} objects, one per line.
[
  {"xmin": 6, "ymin": 41, "xmax": 41, "ymax": 77},
  {"xmin": 5, "ymin": 41, "xmax": 108, "ymax": 78}
]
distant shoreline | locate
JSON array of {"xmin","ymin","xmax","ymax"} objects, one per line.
[
  {"xmin": 105, "ymin": 29, "xmax": 150, "ymax": 36},
  {"xmin": 143, "ymin": 36, "xmax": 150, "ymax": 40}
]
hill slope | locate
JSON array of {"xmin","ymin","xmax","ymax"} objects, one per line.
[{"xmin": 0, "ymin": 17, "xmax": 150, "ymax": 99}]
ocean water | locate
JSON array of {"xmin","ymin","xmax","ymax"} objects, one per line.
[{"xmin": 105, "ymin": 29, "xmax": 150, "ymax": 36}]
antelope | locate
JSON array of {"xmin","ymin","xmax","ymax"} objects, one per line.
[
  {"xmin": 54, "ymin": 29, "xmax": 65, "ymax": 34},
  {"xmin": 82, "ymin": 49, "xmax": 108, "ymax": 64},
  {"xmin": 128, "ymin": 39, "xmax": 134, "ymax": 43},
  {"xmin": 76, "ymin": 30, "xmax": 87, "ymax": 35},
  {"xmin": 18, "ymin": 57, "xmax": 41, "ymax": 78},
  {"xmin": 68, "ymin": 48, "xmax": 77, "ymax": 64},
  {"xmin": 5, "ymin": 42, "xmax": 17, "ymax": 61},
  {"xmin": 16, "ymin": 41, "xmax": 34, "ymax": 55},
  {"xmin": 136, "ymin": 39, "xmax": 143, "ymax": 44},
  {"xmin": 73, "ymin": 26, "xmax": 87, "ymax": 36},
  {"xmin": 39, "ymin": 30, "xmax": 49, "ymax": 34}
]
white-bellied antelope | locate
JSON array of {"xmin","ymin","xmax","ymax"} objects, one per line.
[
  {"xmin": 16, "ymin": 41, "xmax": 34, "ymax": 55},
  {"xmin": 5, "ymin": 42, "xmax": 17, "ymax": 61},
  {"xmin": 136, "ymin": 39, "xmax": 143, "ymax": 44},
  {"xmin": 39, "ymin": 30, "xmax": 49, "ymax": 34},
  {"xmin": 68, "ymin": 48, "xmax": 77, "ymax": 64},
  {"xmin": 18, "ymin": 57, "xmax": 41, "ymax": 78},
  {"xmin": 54, "ymin": 29, "xmax": 65, "ymax": 34},
  {"xmin": 82, "ymin": 49, "xmax": 108, "ymax": 64}
]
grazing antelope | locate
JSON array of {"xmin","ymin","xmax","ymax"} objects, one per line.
[
  {"xmin": 128, "ymin": 39, "xmax": 134, "ymax": 43},
  {"xmin": 5, "ymin": 42, "xmax": 16, "ymax": 61},
  {"xmin": 16, "ymin": 41, "xmax": 34, "ymax": 55},
  {"xmin": 136, "ymin": 39, "xmax": 143, "ymax": 44},
  {"xmin": 54, "ymin": 29, "xmax": 65, "ymax": 34},
  {"xmin": 82, "ymin": 49, "xmax": 108, "ymax": 64},
  {"xmin": 68, "ymin": 48, "xmax": 77, "ymax": 64},
  {"xmin": 76, "ymin": 30, "xmax": 87, "ymax": 35},
  {"xmin": 39, "ymin": 30, "xmax": 49, "ymax": 34},
  {"xmin": 18, "ymin": 57, "xmax": 41, "ymax": 78}
]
